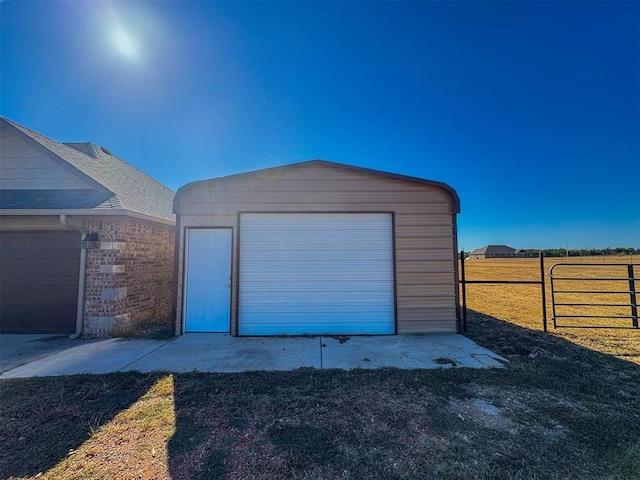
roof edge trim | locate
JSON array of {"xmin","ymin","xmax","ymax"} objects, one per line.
[{"xmin": 0, "ymin": 209, "xmax": 175, "ymax": 226}]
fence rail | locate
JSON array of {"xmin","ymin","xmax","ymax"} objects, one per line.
[{"xmin": 459, "ymin": 251, "xmax": 547, "ymax": 332}]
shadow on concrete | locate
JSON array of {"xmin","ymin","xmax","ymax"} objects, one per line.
[{"xmin": 0, "ymin": 334, "xmax": 96, "ymax": 373}]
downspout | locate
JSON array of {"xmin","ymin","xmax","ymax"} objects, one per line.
[
  {"xmin": 60, "ymin": 214, "xmax": 86, "ymax": 339},
  {"xmin": 170, "ymin": 213, "xmax": 181, "ymax": 337}
]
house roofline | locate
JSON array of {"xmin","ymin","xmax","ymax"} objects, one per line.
[
  {"xmin": 0, "ymin": 209, "xmax": 175, "ymax": 226},
  {"xmin": 173, "ymin": 159, "xmax": 461, "ymax": 214}
]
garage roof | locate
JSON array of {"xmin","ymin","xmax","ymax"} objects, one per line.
[
  {"xmin": 0, "ymin": 117, "xmax": 174, "ymax": 222},
  {"xmin": 174, "ymin": 159, "xmax": 460, "ymax": 214}
]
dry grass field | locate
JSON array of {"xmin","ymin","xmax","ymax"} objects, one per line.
[{"xmin": 461, "ymin": 255, "xmax": 640, "ymax": 364}]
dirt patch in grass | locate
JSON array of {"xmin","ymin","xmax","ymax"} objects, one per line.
[{"xmin": 449, "ymin": 397, "xmax": 517, "ymax": 432}]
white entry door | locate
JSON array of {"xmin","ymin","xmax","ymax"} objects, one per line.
[{"xmin": 184, "ymin": 228, "xmax": 232, "ymax": 332}]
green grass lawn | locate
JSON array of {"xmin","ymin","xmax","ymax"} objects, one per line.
[{"xmin": 1, "ymin": 312, "xmax": 639, "ymax": 480}]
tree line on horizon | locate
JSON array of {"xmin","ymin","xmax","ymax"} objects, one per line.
[{"xmin": 514, "ymin": 247, "xmax": 639, "ymax": 258}]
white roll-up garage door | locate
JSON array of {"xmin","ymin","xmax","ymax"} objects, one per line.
[{"xmin": 239, "ymin": 213, "xmax": 395, "ymax": 335}]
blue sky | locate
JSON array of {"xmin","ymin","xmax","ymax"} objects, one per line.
[{"xmin": 1, "ymin": 1, "xmax": 638, "ymax": 249}]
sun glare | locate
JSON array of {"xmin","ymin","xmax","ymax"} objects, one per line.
[{"xmin": 113, "ymin": 29, "xmax": 138, "ymax": 59}]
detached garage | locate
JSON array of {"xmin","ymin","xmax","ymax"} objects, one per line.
[{"xmin": 173, "ymin": 160, "xmax": 461, "ymax": 336}]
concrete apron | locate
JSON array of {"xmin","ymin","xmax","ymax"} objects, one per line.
[{"xmin": 0, "ymin": 334, "xmax": 507, "ymax": 378}]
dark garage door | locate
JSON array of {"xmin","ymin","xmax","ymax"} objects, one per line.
[{"xmin": 1, "ymin": 231, "xmax": 80, "ymax": 333}]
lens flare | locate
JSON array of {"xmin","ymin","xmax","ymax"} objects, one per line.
[{"xmin": 113, "ymin": 29, "xmax": 137, "ymax": 59}]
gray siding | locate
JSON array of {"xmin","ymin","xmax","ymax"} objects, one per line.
[{"xmin": 0, "ymin": 129, "xmax": 91, "ymax": 190}]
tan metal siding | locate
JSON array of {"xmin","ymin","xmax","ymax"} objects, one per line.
[
  {"xmin": 176, "ymin": 163, "xmax": 458, "ymax": 334},
  {"xmin": 0, "ymin": 129, "xmax": 92, "ymax": 190}
]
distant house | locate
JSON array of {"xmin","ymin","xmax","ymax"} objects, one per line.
[
  {"xmin": 468, "ymin": 245, "xmax": 518, "ymax": 259},
  {"xmin": 0, "ymin": 117, "xmax": 175, "ymax": 336}
]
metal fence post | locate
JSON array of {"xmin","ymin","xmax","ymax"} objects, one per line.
[
  {"xmin": 629, "ymin": 264, "xmax": 638, "ymax": 328},
  {"xmin": 460, "ymin": 250, "xmax": 467, "ymax": 332},
  {"xmin": 540, "ymin": 251, "xmax": 547, "ymax": 332}
]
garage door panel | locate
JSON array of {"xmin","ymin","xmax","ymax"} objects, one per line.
[
  {"xmin": 59, "ymin": 284, "xmax": 79, "ymax": 301},
  {"xmin": 241, "ymin": 240, "xmax": 389, "ymax": 250},
  {"xmin": 240, "ymin": 282, "xmax": 393, "ymax": 293},
  {"xmin": 1, "ymin": 286, "xmax": 31, "ymax": 302},
  {"xmin": 59, "ymin": 260, "xmax": 81, "ymax": 275},
  {"xmin": 31, "ymin": 285, "xmax": 63, "ymax": 302},
  {"xmin": 0, "ymin": 231, "xmax": 79, "ymax": 333},
  {"xmin": 0, "ymin": 233, "xmax": 29, "ymax": 250},
  {"xmin": 32, "ymin": 259, "xmax": 61, "ymax": 275},
  {"xmin": 239, "ymin": 213, "xmax": 395, "ymax": 335},
  {"xmin": 239, "ymin": 262, "xmax": 392, "ymax": 275},
  {"xmin": 31, "ymin": 235, "xmax": 58, "ymax": 249},
  {"xmin": 30, "ymin": 274, "xmax": 75, "ymax": 287},
  {"xmin": 240, "ymin": 252, "xmax": 392, "ymax": 263},
  {"xmin": 31, "ymin": 249, "xmax": 63, "ymax": 260},
  {"xmin": 59, "ymin": 250, "xmax": 82, "ymax": 260},
  {"xmin": 0, "ymin": 303, "xmax": 28, "ymax": 316},
  {"xmin": 240, "ymin": 318, "xmax": 393, "ymax": 336},
  {"xmin": 0, "ymin": 307, "xmax": 28, "ymax": 332},
  {"xmin": 31, "ymin": 303, "xmax": 74, "ymax": 316},
  {"xmin": 0, "ymin": 259, "xmax": 29, "ymax": 275},
  {"xmin": 241, "ymin": 236, "xmax": 391, "ymax": 247},
  {"xmin": 241, "ymin": 292, "xmax": 395, "ymax": 306}
]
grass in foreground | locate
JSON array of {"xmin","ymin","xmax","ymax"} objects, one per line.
[{"xmin": 2, "ymin": 311, "xmax": 640, "ymax": 479}]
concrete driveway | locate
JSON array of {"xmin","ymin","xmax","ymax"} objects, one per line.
[
  {"xmin": 0, "ymin": 334, "xmax": 98, "ymax": 373},
  {"xmin": 0, "ymin": 333, "xmax": 506, "ymax": 378}
]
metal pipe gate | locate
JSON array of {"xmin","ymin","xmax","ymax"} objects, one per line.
[{"xmin": 549, "ymin": 263, "xmax": 639, "ymax": 329}]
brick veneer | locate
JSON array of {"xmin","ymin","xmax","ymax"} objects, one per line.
[{"xmin": 81, "ymin": 218, "xmax": 174, "ymax": 336}]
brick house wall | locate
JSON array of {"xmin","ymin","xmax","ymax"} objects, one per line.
[{"xmin": 81, "ymin": 217, "xmax": 175, "ymax": 336}]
